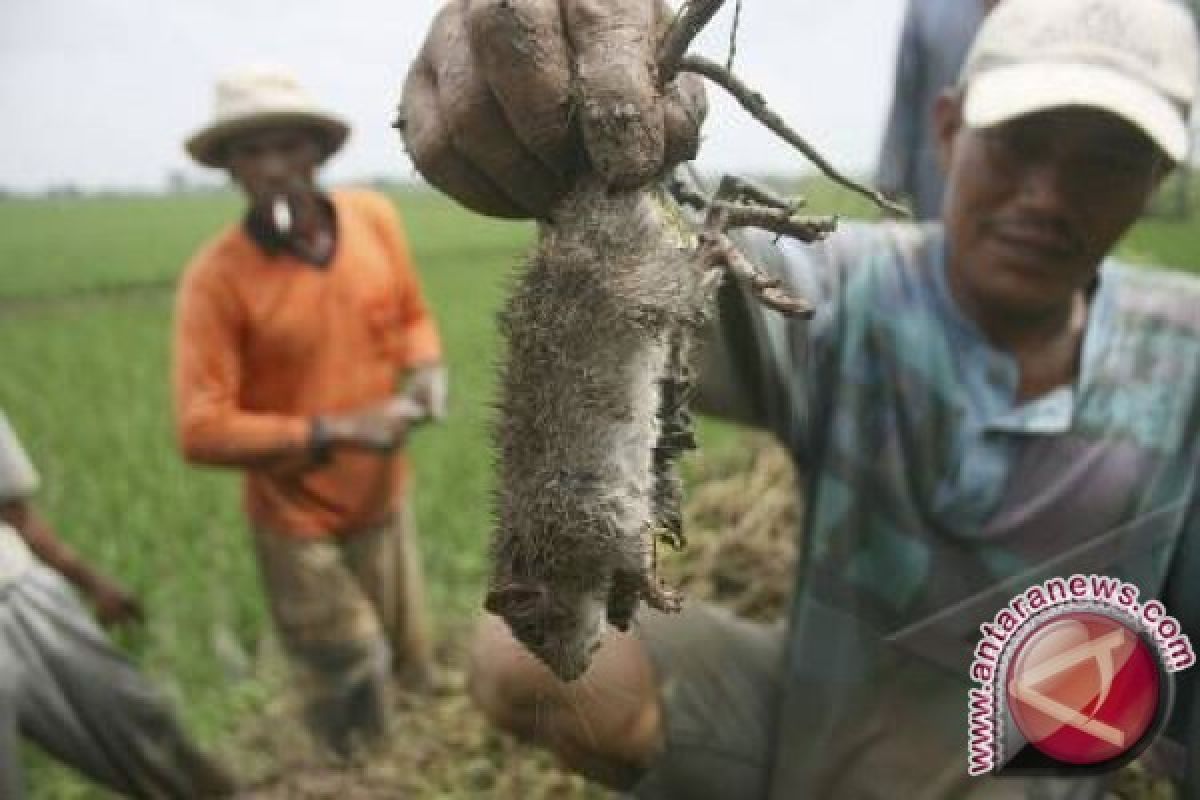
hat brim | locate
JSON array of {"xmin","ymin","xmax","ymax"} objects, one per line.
[
  {"xmin": 964, "ymin": 62, "xmax": 1189, "ymax": 162},
  {"xmin": 185, "ymin": 110, "xmax": 350, "ymax": 168}
]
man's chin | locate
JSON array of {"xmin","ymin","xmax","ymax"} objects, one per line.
[
  {"xmin": 972, "ymin": 272, "xmax": 1076, "ymax": 320},
  {"xmin": 969, "ymin": 248, "xmax": 1084, "ymax": 315}
]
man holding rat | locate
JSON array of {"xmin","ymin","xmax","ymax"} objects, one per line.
[
  {"xmin": 400, "ymin": 0, "xmax": 1200, "ymax": 797},
  {"xmin": 174, "ymin": 66, "xmax": 446, "ymax": 756}
]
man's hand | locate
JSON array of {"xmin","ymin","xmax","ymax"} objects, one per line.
[
  {"xmin": 320, "ymin": 395, "xmax": 428, "ymax": 453},
  {"xmin": 85, "ymin": 574, "xmax": 145, "ymax": 628},
  {"xmin": 400, "ymin": 0, "xmax": 708, "ymax": 220}
]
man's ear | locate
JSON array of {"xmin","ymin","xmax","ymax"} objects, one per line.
[
  {"xmin": 1147, "ymin": 159, "xmax": 1174, "ymax": 205},
  {"xmin": 933, "ymin": 90, "xmax": 965, "ymax": 175}
]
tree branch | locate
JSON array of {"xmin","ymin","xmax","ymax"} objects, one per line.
[
  {"xmin": 684, "ymin": 175, "xmax": 819, "ymax": 318},
  {"xmin": 659, "ymin": 0, "xmax": 728, "ymax": 82},
  {"xmin": 679, "ymin": 54, "xmax": 910, "ymax": 217},
  {"xmin": 711, "ymin": 202, "xmax": 835, "ymax": 242},
  {"xmin": 717, "ymin": 175, "xmax": 806, "ymax": 212}
]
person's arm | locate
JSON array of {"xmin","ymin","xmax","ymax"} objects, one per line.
[
  {"xmin": 0, "ymin": 413, "xmax": 141, "ymax": 626},
  {"xmin": 678, "ymin": 164, "xmax": 868, "ymax": 461},
  {"xmin": 875, "ymin": 0, "xmax": 925, "ymax": 205},
  {"xmin": 0, "ymin": 498, "xmax": 143, "ymax": 626},
  {"xmin": 691, "ymin": 228, "xmax": 824, "ymax": 459},
  {"xmin": 370, "ymin": 194, "xmax": 448, "ymax": 421},
  {"xmin": 172, "ymin": 268, "xmax": 314, "ymax": 468},
  {"xmin": 172, "ymin": 263, "xmax": 418, "ymax": 467}
]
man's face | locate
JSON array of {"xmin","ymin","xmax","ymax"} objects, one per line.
[
  {"xmin": 224, "ymin": 126, "xmax": 324, "ymax": 209},
  {"xmin": 936, "ymin": 96, "xmax": 1167, "ymax": 318}
]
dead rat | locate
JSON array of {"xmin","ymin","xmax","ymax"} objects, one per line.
[
  {"xmin": 398, "ymin": 0, "xmax": 898, "ymax": 681},
  {"xmin": 484, "ymin": 177, "xmax": 716, "ymax": 679}
]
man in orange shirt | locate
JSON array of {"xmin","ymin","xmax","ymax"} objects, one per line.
[{"xmin": 173, "ymin": 66, "xmax": 445, "ymax": 755}]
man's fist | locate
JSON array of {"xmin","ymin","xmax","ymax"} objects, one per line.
[
  {"xmin": 399, "ymin": 0, "xmax": 708, "ymax": 220},
  {"xmin": 321, "ymin": 397, "xmax": 420, "ymax": 453},
  {"xmin": 86, "ymin": 575, "xmax": 145, "ymax": 628}
]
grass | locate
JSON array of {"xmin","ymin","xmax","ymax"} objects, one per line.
[
  {"xmin": 0, "ymin": 187, "xmax": 534, "ymax": 796},
  {"xmin": 1, "ymin": 172, "xmax": 1197, "ymax": 796}
]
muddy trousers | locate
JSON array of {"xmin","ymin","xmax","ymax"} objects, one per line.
[
  {"xmin": 0, "ymin": 566, "xmax": 233, "ymax": 799},
  {"xmin": 252, "ymin": 506, "xmax": 431, "ymax": 756}
]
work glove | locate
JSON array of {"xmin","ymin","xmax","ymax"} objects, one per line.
[{"xmin": 401, "ymin": 363, "xmax": 449, "ymax": 422}]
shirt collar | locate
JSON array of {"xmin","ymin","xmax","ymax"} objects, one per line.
[{"xmin": 927, "ymin": 232, "xmax": 1115, "ymax": 436}]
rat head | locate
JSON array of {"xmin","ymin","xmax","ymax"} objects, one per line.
[{"xmin": 485, "ymin": 579, "xmax": 608, "ymax": 682}]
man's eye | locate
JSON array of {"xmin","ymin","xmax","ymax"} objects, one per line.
[
  {"xmin": 1094, "ymin": 153, "xmax": 1150, "ymax": 173},
  {"xmin": 984, "ymin": 129, "xmax": 1034, "ymax": 161}
]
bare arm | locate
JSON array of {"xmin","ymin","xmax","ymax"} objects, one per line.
[{"xmin": 0, "ymin": 498, "xmax": 143, "ymax": 626}]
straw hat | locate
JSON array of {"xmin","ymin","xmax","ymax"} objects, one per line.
[{"xmin": 186, "ymin": 66, "xmax": 350, "ymax": 168}]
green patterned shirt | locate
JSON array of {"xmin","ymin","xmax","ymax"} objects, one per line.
[{"xmin": 701, "ymin": 221, "xmax": 1200, "ymax": 798}]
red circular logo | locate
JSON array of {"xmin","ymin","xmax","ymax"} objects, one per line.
[{"xmin": 1005, "ymin": 611, "xmax": 1161, "ymax": 765}]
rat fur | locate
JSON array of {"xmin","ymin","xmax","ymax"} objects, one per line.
[{"xmin": 485, "ymin": 177, "xmax": 714, "ymax": 680}]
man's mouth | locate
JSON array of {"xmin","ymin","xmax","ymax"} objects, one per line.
[
  {"xmin": 271, "ymin": 195, "xmax": 292, "ymax": 235},
  {"xmin": 988, "ymin": 222, "xmax": 1081, "ymax": 263}
]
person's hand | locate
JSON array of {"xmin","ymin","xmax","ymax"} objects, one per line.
[
  {"xmin": 86, "ymin": 575, "xmax": 145, "ymax": 627},
  {"xmin": 321, "ymin": 396, "xmax": 427, "ymax": 453},
  {"xmin": 400, "ymin": 363, "xmax": 449, "ymax": 422},
  {"xmin": 399, "ymin": 0, "xmax": 708, "ymax": 220}
]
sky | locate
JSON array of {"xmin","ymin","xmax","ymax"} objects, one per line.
[{"xmin": 0, "ymin": 0, "xmax": 910, "ymax": 193}]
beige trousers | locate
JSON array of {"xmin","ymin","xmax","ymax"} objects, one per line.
[{"xmin": 252, "ymin": 504, "xmax": 431, "ymax": 754}]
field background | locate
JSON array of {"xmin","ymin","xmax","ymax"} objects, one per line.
[{"xmin": 1, "ymin": 173, "xmax": 1197, "ymax": 797}]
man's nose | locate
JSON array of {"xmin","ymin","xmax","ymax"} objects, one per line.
[
  {"xmin": 1017, "ymin": 157, "xmax": 1073, "ymax": 209},
  {"xmin": 257, "ymin": 150, "xmax": 290, "ymax": 181}
]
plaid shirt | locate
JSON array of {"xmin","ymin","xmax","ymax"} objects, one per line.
[{"xmin": 702, "ymin": 221, "xmax": 1200, "ymax": 798}]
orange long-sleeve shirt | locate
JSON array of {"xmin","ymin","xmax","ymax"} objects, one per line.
[{"xmin": 172, "ymin": 189, "xmax": 441, "ymax": 537}]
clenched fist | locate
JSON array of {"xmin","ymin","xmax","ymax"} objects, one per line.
[{"xmin": 399, "ymin": 0, "xmax": 708, "ymax": 219}]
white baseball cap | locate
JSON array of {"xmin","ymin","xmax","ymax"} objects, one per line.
[
  {"xmin": 186, "ymin": 65, "xmax": 350, "ymax": 168},
  {"xmin": 961, "ymin": 0, "xmax": 1199, "ymax": 161}
]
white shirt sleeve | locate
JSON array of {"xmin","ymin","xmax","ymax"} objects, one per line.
[{"xmin": 0, "ymin": 412, "xmax": 40, "ymax": 502}]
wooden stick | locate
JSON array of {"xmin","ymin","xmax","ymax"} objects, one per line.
[
  {"xmin": 679, "ymin": 54, "xmax": 910, "ymax": 217},
  {"xmin": 659, "ymin": 0, "xmax": 728, "ymax": 82}
]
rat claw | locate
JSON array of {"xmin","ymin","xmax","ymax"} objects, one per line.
[
  {"xmin": 643, "ymin": 580, "xmax": 684, "ymax": 613},
  {"xmin": 657, "ymin": 525, "xmax": 686, "ymax": 551}
]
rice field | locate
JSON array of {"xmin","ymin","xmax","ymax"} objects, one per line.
[{"xmin": 1, "ymin": 173, "xmax": 1196, "ymax": 797}]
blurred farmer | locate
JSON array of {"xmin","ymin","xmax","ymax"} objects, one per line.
[
  {"xmin": 0, "ymin": 411, "xmax": 236, "ymax": 798},
  {"xmin": 876, "ymin": 0, "xmax": 1000, "ymax": 219},
  {"xmin": 399, "ymin": 0, "xmax": 1200, "ymax": 797},
  {"xmin": 173, "ymin": 66, "xmax": 445, "ymax": 755}
]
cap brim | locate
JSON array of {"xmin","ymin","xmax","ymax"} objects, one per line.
[
  {"xmin": 964, "ymin": 62, "xmax": 1189, "ymax": 162},
  {"xmin": 185, "ymin": 110, "xmax": 350, "ymax": 168}
]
